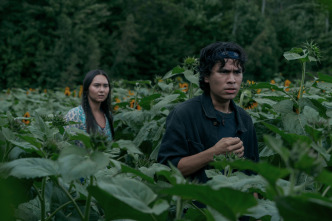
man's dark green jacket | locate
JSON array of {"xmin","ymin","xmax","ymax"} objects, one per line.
[{"xmin": 157, "ymin": 93, "xmax": 259, "ymax": 183}]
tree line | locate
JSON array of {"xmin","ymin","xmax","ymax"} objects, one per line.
[{"xmin": 0, "ymin": 0, "xmax": 331, "ymax": 89}]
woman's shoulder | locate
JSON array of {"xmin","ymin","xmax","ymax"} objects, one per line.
[{"xmin": 65, "ymin": 105, "xmax": 84, "ymax": 121}]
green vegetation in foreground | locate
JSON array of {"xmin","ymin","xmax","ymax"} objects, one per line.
[{"xmin": 0, "ymin": 44, "xmax": 332, "ymax": 220}]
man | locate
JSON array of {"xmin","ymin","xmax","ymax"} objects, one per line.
[{"xmin": 157, "ymin": 42, "xmax": 259, "ymax": 183}]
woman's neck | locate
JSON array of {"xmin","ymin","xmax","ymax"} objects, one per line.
[{"xmin": 88, "ymin": 99, "xmax": 102, "ymax": 113}]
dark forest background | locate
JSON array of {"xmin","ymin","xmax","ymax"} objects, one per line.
[{"xmin": 0, "ymin": 0, "xmax": 331, "ymax": 89}]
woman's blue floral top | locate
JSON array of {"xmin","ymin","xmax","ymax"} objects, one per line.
[{"xmin": 64, "ymin": 105, "xmax": 112, "ymax": 141}]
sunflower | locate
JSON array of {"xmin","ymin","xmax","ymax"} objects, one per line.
[
  {"xmin": 128, "ymin": 90, "xmax": 135, "ymax": 96},
  {"xmin": 22, "ymin": 112, "xmax": 31, "ymax": 125},
  {"xmin": 179, "ymin": 83, "xmax": 189, "ymax": 92},
  {"xmin": 64, "ymin": 87, "xmax": 71, "ymax": 96},
  {"xmin": 130, "ymin": 99, "xmax": 142, "ymax": 110},
  {"xmin": 79, "ymin": 85, "xmax": 83, "ymax": 98},
  {"xmin": 270, "ymin": 80, "xmax": 276, "ymax": 91}
]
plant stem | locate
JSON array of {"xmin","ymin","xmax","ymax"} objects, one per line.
[
  {"xmin": 41, "ymin": 177, "xmax": 46, "ymax": 221},
  {"xmin": 34, "ymin": 178, "xmax": 46, "ymax": 221},
  {"xmin": 84, "ymin": 176, "xmax": 93, "ymax": 221},
  {"xmin": 58, "ymin": 179, "xmax": 84, "ymax": 220},
  {"xmin": 189, "ymin": 82, "xmax": 193, "ymax": 99},
  {"xmin": 322, "ymin": 186, "xmax": 331, "ymax": 197},
  {"xmin": 45, "ymin": 200, "xmax": 76, "ymax": 221},
  {"xmin": 289, "ymin": 171, "xmax": 296, "ymax": 195},
  {"xmin": 176, "ymin": 197, "xmax": 183, "ymax": 220},
  {"xmin": 298, "ymin": 62, "xmax": 306, "ymax": 113}
]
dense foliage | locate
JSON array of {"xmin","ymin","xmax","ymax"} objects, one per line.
[
  {"xmin": 0, "ymin": 44, "xmax": 332, "ymax": 220},
  {"xmin": 1, "ymin": 0, "xmax": 332, "ymax": 89}
]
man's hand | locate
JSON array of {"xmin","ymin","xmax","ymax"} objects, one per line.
[{"xmin": 212, "ymin": 137, "xmax": 244, "ymax": 158}]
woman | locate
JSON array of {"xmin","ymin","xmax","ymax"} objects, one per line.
[{"xmin": 65, "ymin": 70, "xmax": 114, "ymax": 141}]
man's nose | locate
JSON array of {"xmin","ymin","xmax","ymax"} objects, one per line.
[{"xmin": 227, "ymin": 73, "xmax": 236, "ymax": 83}]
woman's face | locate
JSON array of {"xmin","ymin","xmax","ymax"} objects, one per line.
[{"xmin": 88, "ymin": 75, "xmax": 110, "ymax": 104}]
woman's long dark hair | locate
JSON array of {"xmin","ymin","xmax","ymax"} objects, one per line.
[{"xmin": 82, "ymin": 70, "xmax": 115, "ymax": 139}]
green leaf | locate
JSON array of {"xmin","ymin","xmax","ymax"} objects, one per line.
[
  {"xmin": 17, "ymin": 135, "xmax": 42, "ymax": 149},
  {"xmin": 161, "ymin": 184, "xmax": 257, "ymax": 221},
  {"xmin": 283, "ymin": 51, "xmax": 307, "ymax": 61},
  {"xmin": 317, "ymin": 72, "xmax": 332, "ymax": 83},
  {"xmin": 276, "ymin": 194, "xmax": 332, "ymax": 221},
  {"xmin": 248, "ymin": 82, "xmax": 283, "ymax": 92},
  {"xmin": 1, "ymin": 127, "xmax": 15, "ymax": 141},
  {"xmin": 139, "ymin": 94, "xmax": 162, "ymax": 110},
  {"xmin": 6, "ymin": 139, "xmax": 42, "ymax": 156},
  {"xmin": 0, "ymin": 158, "xmax": 58, "ymax": 179},
  {"xmin": 246, "ymin": 199, "xmax": 279, "ymax": 221},
  {"xmin": 211, "ymin": 159, "xmax": 290, "ymax": 188},
  {"xmin": 172, "ymin": 66, "xmax": 185, "ymax": 74},
  {"xmin": 58, "ymin": 146, "xmax": 109, "ymax": 182},
  {"xmin": 68, "ymin": 129, "xmax": 91, "ymax": 148},
  {"xmin": 262, "ymin": 123, "xmax": 312, "ymax": 146},
  {"xmin": 207, "ymin": 172, "xmax": 267, "ymax": 193},
  {"xmin": 272, "ymin": 100, "xmax": 293, "ymax": 114},
  {"xmin": 112, "ymin": 139, "xmax": 142, "ymax": 155},
  {"xmin": 88, "ymin": 178, "xmax": 168, "ymax": 220},
  {"xmin": 307, "ymin": 98, "xmax": 328, "ymax": 118},
  {"xmin": 316, "ymin": 169, "xmax": 332, "ymax": 186},
  {"xmin": 121, "ymin": 164, "xmax": 155, "ymax": 184},
  {"xmin": 183, "ymin": 70, "xmax": 199, "ymax": 85}
]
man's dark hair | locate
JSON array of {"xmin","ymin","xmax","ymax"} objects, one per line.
[
  {"xmin": 82, "ymin": 69, "xmax": 114, "ymax": 138},
  {"xmin": 199, "ymin": 42, "xmax": 247, "ymax": 94}
]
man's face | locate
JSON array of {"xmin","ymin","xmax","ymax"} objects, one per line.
[{"xmin": 204, "ymin": 59, "xmax": 243, "ymax": 103}]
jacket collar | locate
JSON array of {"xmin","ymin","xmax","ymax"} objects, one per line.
[{"xmin": 201, "ymin": 93, "xmax": 247, "ymax": 133}]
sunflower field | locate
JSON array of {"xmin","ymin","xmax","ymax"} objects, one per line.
[{"xmin": 0, "ymin": 44, "xmax": 332, "ymax": 221}]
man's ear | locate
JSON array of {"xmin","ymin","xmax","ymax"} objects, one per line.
[{"xmin": 204, "ymin": 76, "xmax": 209, "ymax": 83}]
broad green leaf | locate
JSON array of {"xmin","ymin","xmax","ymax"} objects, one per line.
[
  {"xmin": 139, "ymin": 94, "xmax": 162, "ymax": 110},
  {"xmin": 207, "ymin": 172, "xmax": 267, "ymax": 193},
  {"xmin": 246, "ymin": 199, "xmax": 280, "ymax": 221},
  {"xmin": 17, "ymin": 135, "xmax": 42, "ymax": 149},
  {"xmin": 316, "ymin": 169, "xmax": 332, "ymax": 186},
  {"xmin": 303, "ymin": 106, "xmax": 319, "ymax": 123},
  {"xmin": 282, "ymin": 113, "xmax": 306, "ymax": 134},
  {"xmin": 112, "ymin": 139, "xmax": 142, "ymax": 155},
  {"xmin": 248, "ymin": 82, "xmax": 283, "ymax": 92},
  {"xmin": 172, "ymin": 66, "xmax": 185, "ymax": 74},
  {"xmin": 1, "ymin": 127, "xmax": 15, "ymax": 141},
  {"xmin": 317, "ymin": 72, "xmax": 332, "ymax": 83},
  {"xmin": 263, "ymin": 135, "xmax": 289, "ymax": 163},
  {"xmin": 139, "ymin": 163, "xmax": 170, "ymax": 178},
  {"xmin": 151, "ymin": 94, "xmax": 179, "ymax": 112},
  {"xmin": 276, "ymin": 194, "xmax": 332, "ymax": 221},
  {"xmin": 183, "ymin": 70, "xmax": 199, "ymax": 85},
  {"xmin": 262, "ymin": 123, "xmax": 312, "ymax": 146},
  {"xmin": 307, "ymin": 98, "xmax": 328, "ymax": 118},
  {"xmin": 0, "ymin": 158, "xmax": 58, "ymax": 179},
  {"xmin": 283, "ymin": 51, "xmax": 307, "ymax": 61},
  {"xmin": 15, "ymin": 197, "xmax": 43, "ymax": 221},
  {"xmin": 211, "ymin": 159, "xmax": 290, "ymax": 188},
  {"xmin": 121, "ymin": 164, "xmax": 155, "ymax": 184},
  {"xmin": 157, "ymin": 82, "xmax": 173, "ymax": 92},
  {"xmin": 156, "ymin": 164, "xmax": 186, "ymax": 185},
  {"xmin": 161, "ymin": 184, "xmax": 257, "ymax": 221},
  {"xmin": 272, "ymin": 100, "xmax": 293, "ymax": 114},
  {"xmin": 304, "ymin": 125, "xmax": 322, "ymax": 143},
  {"xmin": 89, "ymin": 178, "xmax": 168, "ymax": 220},
  {"xmin": 58, "ymin": 147, "xmax": 109, "ymax": 182},
  {"xmin": 67, "ymin": 128, "xmax": 91, "ymax": 148}
]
